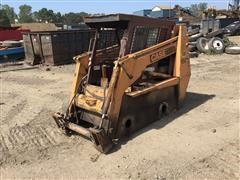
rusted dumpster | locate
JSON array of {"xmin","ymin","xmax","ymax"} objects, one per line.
[{"xmin": 23, "ymin": 30, "xmax": 95, "ymax": 65}]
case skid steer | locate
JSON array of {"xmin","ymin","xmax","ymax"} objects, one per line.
[{"xmin": 53, "ymin": 14, "xmax": 191, "ymax": 153}]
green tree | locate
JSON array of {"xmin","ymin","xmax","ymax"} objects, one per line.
[
  {"xmin": 63, "ymin": 12, "xmax": 89, "ymax": 24},
  {"xmin": 2, "ymin": 4, "xmax": 17, "ymax": 23},
  {"xmin": 55, "ymin": 12, "xmax": 62, "ymax": 23},
  {"xmin": 33, "ymin": 8, "xmax": 57, "ymax": 23},
  {"xmin": 0, "ymin": 9, "xmax": 11, "ymax": 27},
  {"xmin": 18, "ymin": 4, "xmax": 34, "ymax": 23}
]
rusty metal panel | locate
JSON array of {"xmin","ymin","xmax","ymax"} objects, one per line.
[
  {"xmin": 23, "ymin": 30, "xmax": 96, "ymax": 65},
  {"xmin": 41, "ymin": 34, "xmax": 54, "ymax": 65},
  {"xmin": 23, "ymin": 34, "xmax": 42, "ymax": 65},
  {"xmin": 116, "ymin": 86, "xmax": 177, "ymax": 138},
  {"xmin": 23, "ymin": 34, "xmax": 34, "ymax": 64},
  {"xmin": 84, "ymin": 14, "xmax": 174, "ymax": 29}
]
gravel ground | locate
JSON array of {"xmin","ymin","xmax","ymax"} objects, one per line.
[{"xmin": 0, "ymin": 54, "xmax": 239, "ymax": 179}]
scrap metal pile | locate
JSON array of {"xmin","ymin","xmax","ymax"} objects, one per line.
[
  {"xmin": 0, "ymin": 10, "xmax": 29, "ymax": 63},
  {"xmin": 188, "ymin": 19, "xmax": 240, "ymax": 58},
  {"xmin": 186, "ymin": 0, "xmax": 240, "ymax": 57},
  {"xmin": 0, "ymin": 40, "xmax": 25, "ymax": 63}
]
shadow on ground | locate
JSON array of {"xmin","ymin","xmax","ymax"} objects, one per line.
[{"xmin": 111, "ymin": 92, "xmax": 215, "ymax": 153}]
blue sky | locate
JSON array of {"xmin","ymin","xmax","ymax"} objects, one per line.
[{"xmin": 2, "ymin": 0, "xmax": 230, "ymax": 14}]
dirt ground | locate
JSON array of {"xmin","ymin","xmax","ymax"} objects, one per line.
[{"xmin": 0, "ymin": 54, "xmax": 239, "ymax": 179}]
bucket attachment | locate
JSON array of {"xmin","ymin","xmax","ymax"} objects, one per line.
[
  {"xmin": 53, "ymin": 112, "xmax": 113, "ymax": 154},
  {"xmin": 90, "ymin": 128, "xmax": 113, "ymax": 154}
]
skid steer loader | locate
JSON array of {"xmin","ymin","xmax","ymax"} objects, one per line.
[{"xmin": 53, "ymin": 14, "xmax": 191, "ymax": 153}]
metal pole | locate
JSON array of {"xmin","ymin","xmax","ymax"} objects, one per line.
[
  {"xmin": 67, "ymin": 122, "xmax": 91, "ymax": 138},
  {"xmin": 86, "ymin": 30, "xmax": 98, "ymax": 84}
]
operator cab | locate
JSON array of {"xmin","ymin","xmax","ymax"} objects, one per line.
[{"xmin": 84, "ymin": 14, "xmax": 176, "ymax": 90}]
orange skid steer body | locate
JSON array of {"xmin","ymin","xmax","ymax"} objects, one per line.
[{"xmin": 53, "ymin": 14, "xmax": 191, "ymax": 153}]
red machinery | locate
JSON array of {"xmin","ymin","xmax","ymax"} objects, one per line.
[{"xmin": 0, "ymin": 26, "xmax": 30, "ymax": 41}]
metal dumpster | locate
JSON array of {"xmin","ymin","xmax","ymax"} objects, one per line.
[{"xmin": 23, "ymin": 30, "xmax": 96, "ymax": 65}]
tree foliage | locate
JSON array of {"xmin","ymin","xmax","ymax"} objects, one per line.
[
  {"xmin": 0, "ymin": 4, "xmax": 101, "ymax": 25},
  {"xmin": 2, "ymin": 4, "xmax": 17, "ymax": 23},
  {"xmin": 0, "ymin": 9, "xmax": 11, "ymax": 27},
  {"xmin": 55, "ymin": 12, "xmax": 62, "ymax": 23},
  {"xmin": 33, "ymin": 8, "xmax": 60, "ymax": 23},
  {"xmin": 0, "ymin": 4, "xmax": 91, "ymax": 24},
  {"xmin": 62, "ymin": 12, "xmax": 89, "ymax": 24},
  {"xmin": 18, "ymin": 4, "xmax": 34, "ymax": 23}
]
